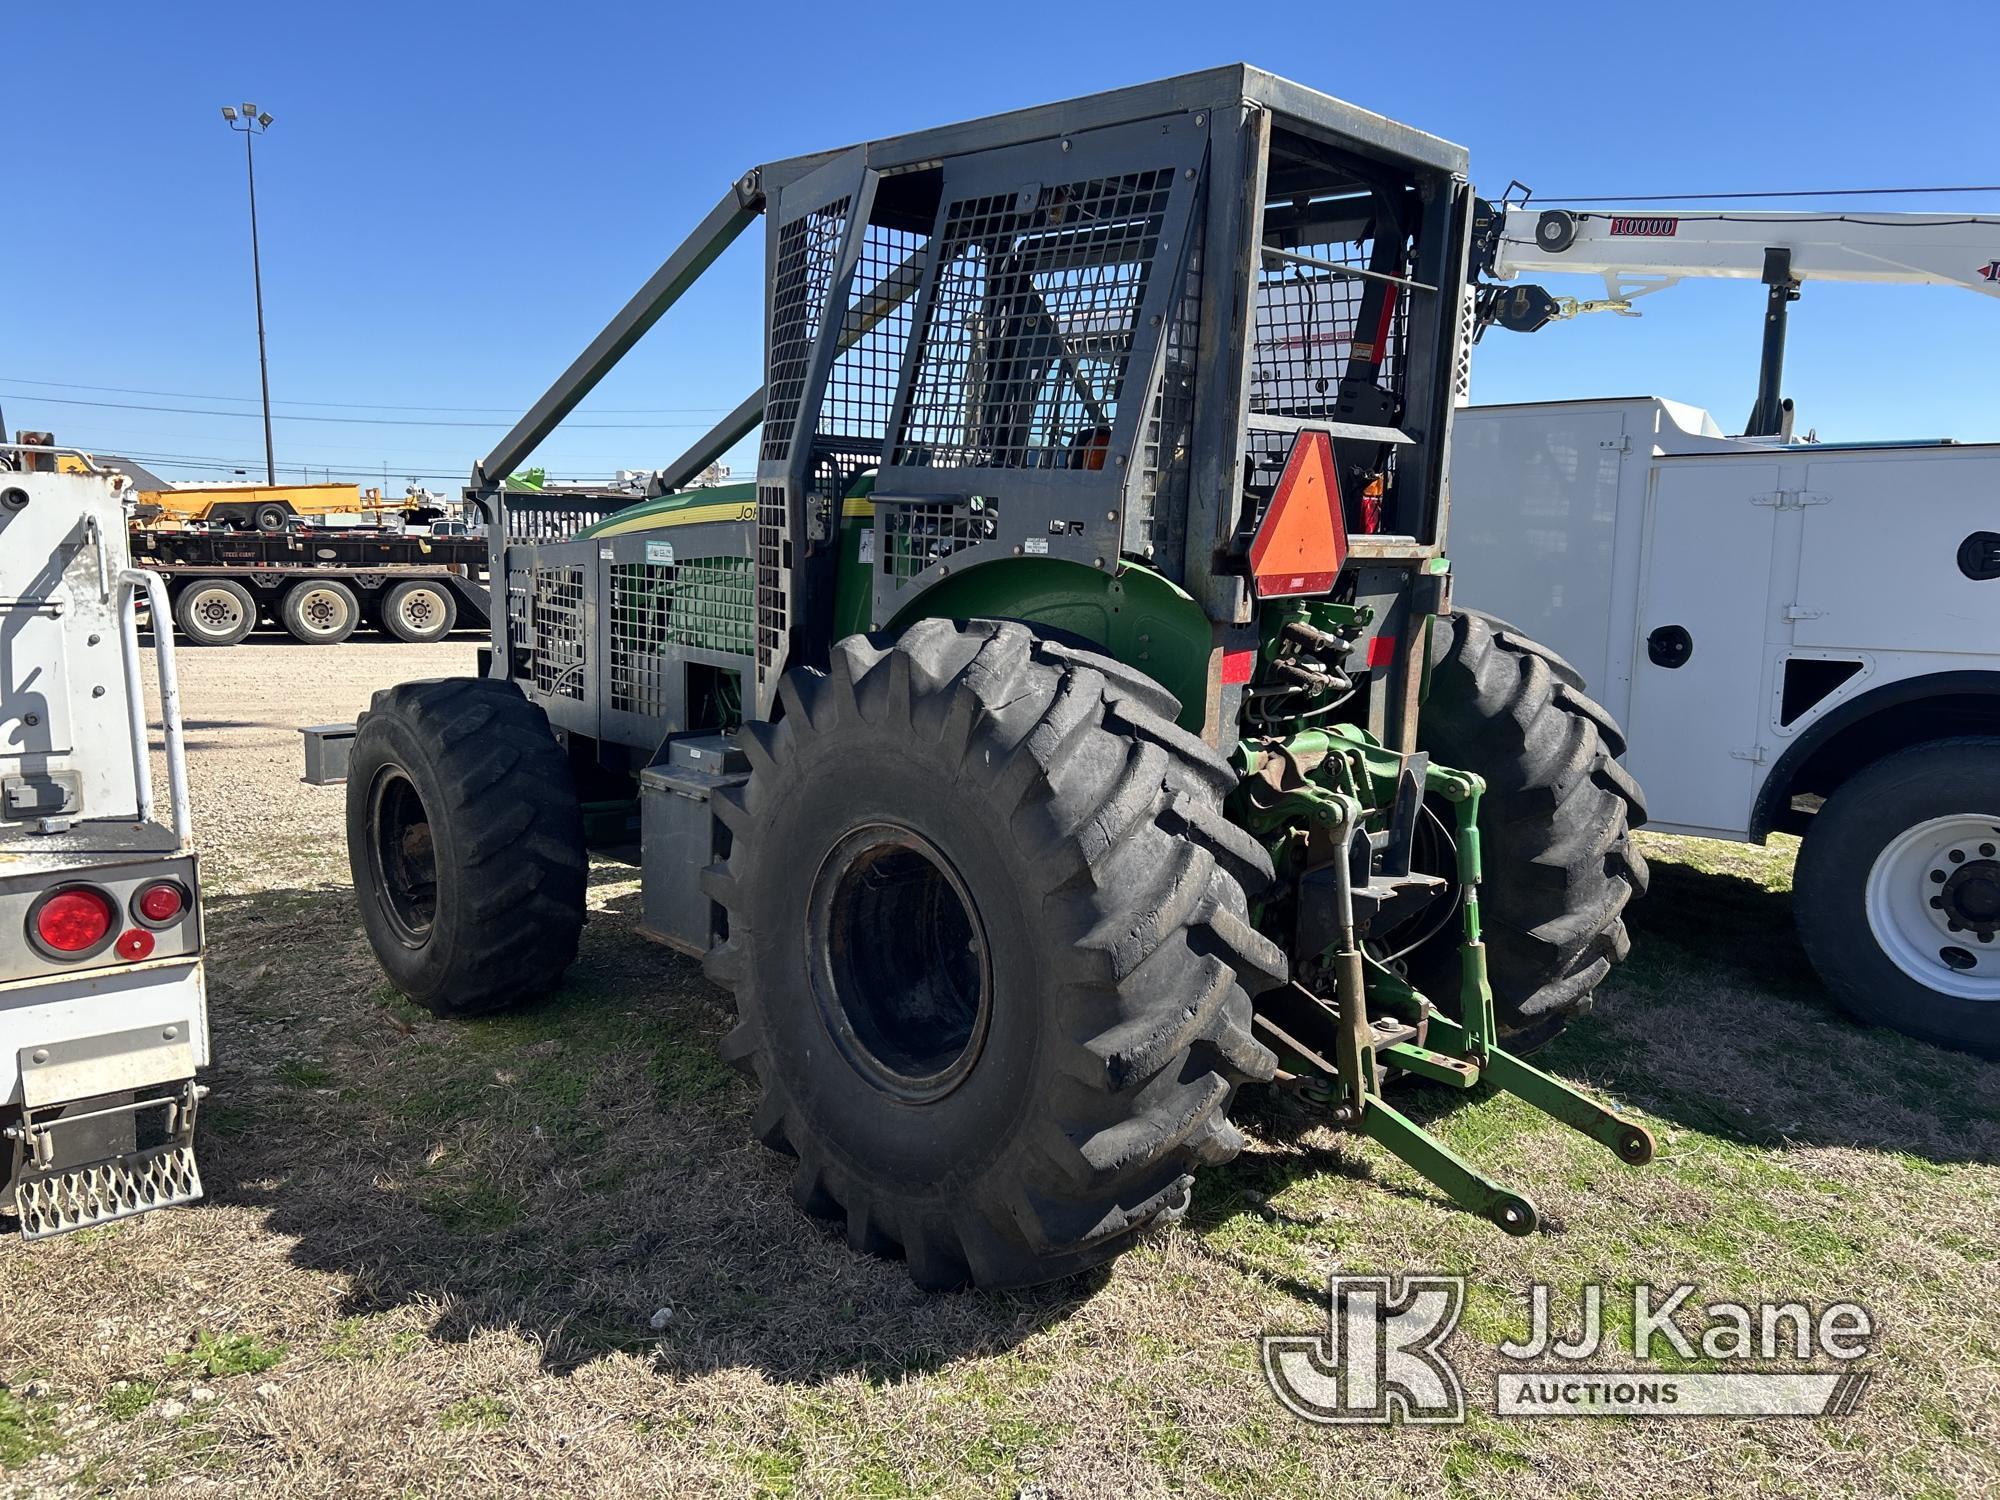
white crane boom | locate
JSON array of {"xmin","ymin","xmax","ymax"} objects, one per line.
[
  {"xmin": 1475, "ymin": 203, "xmax": 2000, "ymax": 435},
  {"xmin": 1489, "ymin": 206, "xmax": 2000, "ymax": 304}
]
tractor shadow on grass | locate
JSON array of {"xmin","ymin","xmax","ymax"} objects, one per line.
[
  {"xmin": 195, "ymin": 873, "xmax": 1103, "ymax": 1382},
  {"xmin": 191, "ymin": 847, "xmax": 1995, "ymax": 1381}
]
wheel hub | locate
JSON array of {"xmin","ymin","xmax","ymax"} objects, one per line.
[
  {"xmin": 1866, "ymin": 814, "xmax": 2000, "ymax": 1000},
  {"xmin": 194, "ymin": 593, "xmax": 241, "ymax": 627},
  {"xmin": 1936, "ymin": 857, "xmax": 2000, "ymax": 938},
  {"xmin": 807, "ymin": 823, "xmax": 993, "ymax": 1102},
  {"xmin": 367, "ymin": 768, "xmax": 437, "ymax": 946}
]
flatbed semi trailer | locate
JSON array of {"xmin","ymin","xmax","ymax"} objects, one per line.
[{"xmin": 130, "ymin": 525, "xmax": 491, "ymax": 646}]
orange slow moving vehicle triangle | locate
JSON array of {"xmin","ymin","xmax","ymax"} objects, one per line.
[{"xmin": 1248, "ymin": 429, "xmax": 1348, "ymax": 598}]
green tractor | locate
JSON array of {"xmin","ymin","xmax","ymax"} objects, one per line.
[{"xmin": 338, "ymin": 67, "xmax": 1650, "ymax": 1289}]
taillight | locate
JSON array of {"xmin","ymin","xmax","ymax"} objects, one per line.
[
  {"xmin": 31, "ymin": 887, "xmax": 117, "ymax": 958},
  {"xmin": 134, "ymin": 881, "xmax": 188, "ymax": 926}
]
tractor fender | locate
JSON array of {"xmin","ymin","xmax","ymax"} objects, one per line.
[{"xmin": 882, "ymin": 558, "xmax": 1214, "ymax": 733}]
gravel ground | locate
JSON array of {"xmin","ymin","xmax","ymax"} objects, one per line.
[{"xmin": 148, "ymin": 634, "xmax": 479, "ymax": 893}]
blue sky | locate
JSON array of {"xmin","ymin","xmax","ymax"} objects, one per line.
[{"xmin": 8, "ymin": 1, "xmax": 1997, "ymax": 489}]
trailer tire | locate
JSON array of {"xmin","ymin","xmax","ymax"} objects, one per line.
[
  {"xmin": 347, "ymin": 677, "xmax": 585, "ymax": 1017},
  {"xmin": 704, "ymin": 619, "xmax": 1284, "ymax": 1289},
  {"xmin": 281, "ymin": 579, "xmax": 361, "ymax": 645},
  {"xmin": 253, "ymin": 503, "xmax": 289, "ymax": 534},
  {"xmin": 1795, "ymin": 737, "xmax": 2000, "ymax": 1059},
  {"xmin": 1408, "ymin": 610, "xmax": 1649, "ymax": 1048},
  {"xmin": 380, "ymin": 580, "xmax": 459, "ymax": 643},
  {"xmin": 173, "ymin": 578, "xmax": 258, "ymax": 647}
]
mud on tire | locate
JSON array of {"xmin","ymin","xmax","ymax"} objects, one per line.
[
  {"xmin": 703, "ymin": 620, "xmax": 1286, "ymax": 1290},
  {"xmin": 347, "ymin": 677, "xmax": 586, "ymax": 1017},
  {"xmin": 1410, "ymin": 610, "xmax": 1649, "ymax": 1046}
]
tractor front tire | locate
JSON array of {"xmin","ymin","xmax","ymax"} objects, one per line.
[
  {"xmin": 705, "ymin": 620, "xmax": 1285, "ymax": 1290},
  {"xmin": 1411, "ymin": 610, "xmax": 1649, "ymax": 1048},
  {"xmin": 347, "ymin": 677, "xmax": 586, "ymax": 1017}
]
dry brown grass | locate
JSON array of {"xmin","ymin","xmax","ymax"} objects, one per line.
[{"xmin": 2, "ymin": 639, "xmax": 1995, "ymax": 1497}]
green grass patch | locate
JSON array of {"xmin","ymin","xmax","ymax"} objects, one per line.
[
  {"xmin": 274, "ymin": 1057, "xmax": 335, "ymax": 1088},
  {"xmin": 421, "ymin": 1180, "xmax": 524, "ymax": 1232},
  {"xmin": 170, "ymin": 1332, "xmax": 286, "ymax": 1380},
  {"xmin": 438, "ymin": 1395, "xmax": 510, "ymax": 1431},
  {"xmin": 0, "ymin": 1389, "xmax": 61, "ymax": 1469},
  {"xmin": 102, "ymin": 1380, "xmax": 163, "ymax": 1421}
]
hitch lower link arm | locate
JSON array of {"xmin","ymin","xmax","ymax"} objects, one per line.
[{"xmin": 1354, "ymin": 766, "xmax": 1656, "ymax": 1236}]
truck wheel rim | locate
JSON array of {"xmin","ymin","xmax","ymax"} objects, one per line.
[
  {"xmin": 295, "ymin": 588, "xmax": 351, "ymax": 636},
  {"xmin": 807, "ymin": 822, "xmax": 993, "ymax": 1102},
  {"xmin": 188, "ymin": 587, "xmax": 246, "ymax": 637},
  {"xmin": 367, "ymin": 768, "xmax": 437, "ymax": 946},
  {"xmin": 1864, "ymin": 813, "xmax": 2000, "ymax": 1002},
  {"xmin": 397, "ymin": 588, "xmax": 445, "ymax": 632}
]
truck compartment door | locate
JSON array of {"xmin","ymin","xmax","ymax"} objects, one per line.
[
  {"xmin": 1623, "ymin": 462, "xmax": 1781, "ymax": 837},
  {"xmin": 1793, "ymin": 452, "xmax": 2000, "ymax": 655}
]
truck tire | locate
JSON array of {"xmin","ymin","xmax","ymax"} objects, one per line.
[
  {"xmin": 347, "ymin": 677, "xmax": 586, "ymax": 1017},
  {"xmin": 704, "ymin": 619, "xmax": 1285, "ymax": 1289},
  {"xmin": 173, "ymin": 579, "xmax": 258, "ymax": 647},
  {"xmin": 1409, "ymin": 610, "xmax": 1649, "ymax": 1047},
  {"xmin": 281, "ymin": 579, "xmax": 361, "ymax": 645},
  {"xmin": 380, "ymin": 579, "xmax": 459, "ymax": 643},
  {"xmin": 1795, "ymin": 737, "xmax": 2000, "ymax": 1058}
]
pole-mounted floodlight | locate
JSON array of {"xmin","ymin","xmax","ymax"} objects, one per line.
[{"xmin": 221, "ymin": 102, "xmax": 277, "ymax": 484}]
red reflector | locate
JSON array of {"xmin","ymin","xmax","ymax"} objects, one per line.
[
  {"xmin": 1365, "ymin": 635, "xmax": 1396, "ymax": 668},
  {"xmin": 136, "ymin": 882, "xmax": 186, "ymax": 924},
  {"xmin": 116, "ymin": 929, "xmax": 156, "ymax": 961},
  {"xmin": 35, "ymin": 889, "xmax": 115, "ymax": 954},
  {"xmin": 1220, "ymin": 647, "xmax": 1256, "ymax": 686},
  {"xmin": 1249, "ymin": 430, "xmax": 1348, "ymax": 599}
]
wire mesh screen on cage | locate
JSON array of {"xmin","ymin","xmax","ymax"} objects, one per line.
[
  {"xmin": 893, "ymin": 170, "xmax": 1175, "ymax": 471},
  {"xmin": 526, "ymin": 565, "xmax": 585, "ymax": 701},
  {"xmin": 1249, "ymin": 232, "xmax": 1411, "ymax": 420}
]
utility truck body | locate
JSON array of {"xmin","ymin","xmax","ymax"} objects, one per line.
[
  {"xmin": 1447, "ymin": 201, "xmax": 2000, "ymax": 1056},
  {"xmin": 0, "ymin": 445, "xmax": 209, "ymax": 1238}
]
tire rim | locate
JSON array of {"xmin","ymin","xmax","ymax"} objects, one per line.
[
  {"xmin": 1863, "ymin": 812, "xmax": 2000, "ymax": 1002},
  {"xmin": 367, "ymin": 767, "xmax": 437, "ymax": 947},
  {"xmin": 293, "ymin": 587, "xmax": 352, "ymax": 637},
  {"xmin": 807, "ymin": 822, "xmax": 993, "ymax": 1102},
  {"xmin": 185, "ymin": 586, "xmax": 247, "ymax": 640},
  {"xmin": 395, "ymin": 587, "xmax": 446, "ymax": 634}
]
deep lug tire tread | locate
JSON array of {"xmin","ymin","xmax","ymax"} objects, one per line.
[
  {"xmin": 1413, "ymin": 610, "xmax": 1648, "ymax": 1041},
  {"xmin": 346, "ymin": 677, "xmax": 586, "ymax": 1017},
  {"xmin": 704, "ymin": 620, "xmax": 1282, "ymax": 1290}
]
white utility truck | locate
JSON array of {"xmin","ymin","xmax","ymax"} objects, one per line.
[
  {"xmin": 1447, "ymin": 203, "xmax": 2000, "ymax": 1057},
  {"xmin": 1, "ymin": 438, "xmax": 209, "ymax": 1237}
]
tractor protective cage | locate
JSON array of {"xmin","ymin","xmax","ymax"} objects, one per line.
[{"xmin": 468, "ymin": 65, "xmax": 1475, "ymax": 742}]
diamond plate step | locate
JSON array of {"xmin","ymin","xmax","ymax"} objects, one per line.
[{"xmin": 14, "ymin": 1142, "xmax": 203, "ymax": 1240}]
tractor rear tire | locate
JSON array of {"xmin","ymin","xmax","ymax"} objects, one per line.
[
  {"xmin": 1410, "ymin": 610, "xmax": 1649, "ymax": 1048},
  {"xmin": 704, "ymin": 620, "xmax": 1285, "ymax": 1290},
  {"xmin": 347, "ymin": 677, "xmax": 586, "ymax": 1017}
]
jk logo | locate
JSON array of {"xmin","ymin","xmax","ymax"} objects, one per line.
[{"xmin": 1262, "ymin": 1275, "xmax": 1467, "ymax": 1424}]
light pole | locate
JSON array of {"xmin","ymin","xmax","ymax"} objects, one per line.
[{"xmin": 220, "ymin": 103, "xmax": 276, "ymax": 485}]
